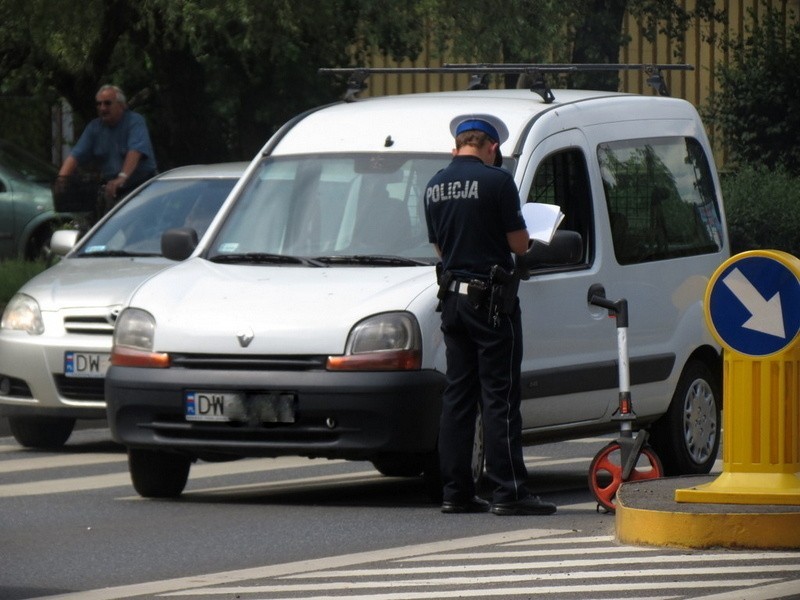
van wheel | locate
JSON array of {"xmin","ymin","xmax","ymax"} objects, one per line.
[
  {"xmin": 128, "ymin": 448, "xmax": 191, "ymax": 498},
  {"xmin": 422, "ymin": 407, "xmax": 485, "ymax": 502},
  {"xmin": 649, "ymin": 360, "xmax": 721, "ymax": 476},
  {"xmin": 9, "ymin": 416, "xmax": 75, "ymax": 448}
]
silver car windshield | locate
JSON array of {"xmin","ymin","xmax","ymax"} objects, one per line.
[
  {"xmin": 78, "ymin": 178, "xmax": 236, "ymax": 257},
  {"xmin": 207, "ymin": 154, "xmax": 449, "ymax": 265}
]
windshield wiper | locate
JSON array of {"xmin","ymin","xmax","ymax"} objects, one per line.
[
  {"xmin": 210, "ymin": 252, "xmax": 323, "ymax": 266},
  {"xmin": 79, "ymin": 250, "xmax": 160, "ymax": 258},
  {"xmin": 313, "ymin": 255, "xmax": 432, "ymax": 266}
]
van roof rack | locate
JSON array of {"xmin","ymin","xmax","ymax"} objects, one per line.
[{"xmin": 318, "ymin": 63, "xmax": 694, "ymax": 103}]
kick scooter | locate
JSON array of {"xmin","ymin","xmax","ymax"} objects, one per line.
[{"xmin": 587, "ymin": 285, "xmax": 664, "ymax": 513}]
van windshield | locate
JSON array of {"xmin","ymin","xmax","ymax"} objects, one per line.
[{"xmin": 207, "ymin": 154, "xmax": 449, "ymax": 265}]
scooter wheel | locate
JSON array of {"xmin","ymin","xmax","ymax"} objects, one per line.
[{"xmin": 588, "ymin": 441, "xmax": 663, "ymax": 513}]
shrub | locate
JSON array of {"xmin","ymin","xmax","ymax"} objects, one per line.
[
  {"xmin": 0, "ymin": 259, "xmax": 49, "ymax": 312},
  {"xmin": 720, "ymin": 166, "xmax": 800, "ymax": 256},
  {"xmin": 705, "ymin": 6, "xmax": 800, "ymax": 174}
]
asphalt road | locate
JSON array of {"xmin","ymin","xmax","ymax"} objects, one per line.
[{"xmin": 2, "ymin": 425, "xmax": 799, "ymax": 600}]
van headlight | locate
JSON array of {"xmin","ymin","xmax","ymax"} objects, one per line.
[
  {"xmin": 327, "ymin": 312, "xmax": 421, "ymax": 371},
  {"xmin": 111, "ymin": 308, "xmax": 170, "ymax": 368},
  {"xmin": 1, "ymin": 294, "xmax": 44, "ymax": 335}
]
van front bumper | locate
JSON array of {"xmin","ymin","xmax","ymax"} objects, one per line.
[{"xmin": 105, "ymin": 365, "xmax": 445, "ymax": 460}]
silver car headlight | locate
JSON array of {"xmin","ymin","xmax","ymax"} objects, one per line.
[
  {"xmin": 1, "ymin": 294, "xmax": 44, "ymax": 335},
  {"xmin": 328, "ymin": 312, "xmax": 421, "ymax": 371},
  {"xmin": 111, "ymin": 308, "xmax": 170, "ymax": 368}
]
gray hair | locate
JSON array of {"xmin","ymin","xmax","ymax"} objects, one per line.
[{"xmin": 96, "ymin": 84, "xmax": 127, "ymax": 106}]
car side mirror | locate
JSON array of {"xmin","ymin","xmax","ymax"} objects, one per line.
[
  {"xmin": 161, "ymin": 227, "xmax": 198, "ymax": 261},
  {"xmin": 50, "ymin": 229, "xmax": 80, "ymax": 257},
  {"xmin": 518, "ymin": 230, "xmax": 583, "ymax": 272}
]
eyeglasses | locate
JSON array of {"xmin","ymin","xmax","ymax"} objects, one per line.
[{"xmin": 96, "ymin": 100, "xmax": 114, "ymax": 107}]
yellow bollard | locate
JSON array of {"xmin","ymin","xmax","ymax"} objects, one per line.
[{"xmin": 676, "ymin": 250, "xmax": 800, "ymax": 505}]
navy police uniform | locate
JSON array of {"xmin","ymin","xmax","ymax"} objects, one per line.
[{"xmin": 424, "ymin": 115, "xmax": 541, "ymax": 513}]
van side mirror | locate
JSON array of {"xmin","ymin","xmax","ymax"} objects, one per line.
[
  {"xmin": 50, "ymin": 229, "xmax": 80, "ymax": 257},
  {"xmin": 519, "ymin": 230, "xmax": 583, "ymax": 271},
  {"xmin": 161, "ymin": 227, "xmax": 198, "ymax": 261}
]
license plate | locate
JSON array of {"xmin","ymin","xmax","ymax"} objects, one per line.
[
  {"xmin": 64, "ymin": 352, "xmax": 111, "ymax": 378},
  {"xmin": 185, "ymin": 391, "xmax": 296, "ymax": 423}
]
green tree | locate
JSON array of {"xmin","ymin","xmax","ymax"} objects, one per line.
[
  {"xmin": 705, "ymin": 5, "xmax": 800, "ymax": 173},
  {"xmin": 399, "ymin": 0, "xmax": 724, "ymax": 91},
  {"xmin": 0, "ymin": 0, "xmax": 727, "ymax": 167},
  {"xmin": 0, "ymin": 0, "xmax": 363, "ymax": 165},
  {"xmin": 568, "ymin": 0, "xmax": 725, "ymax": 90}
]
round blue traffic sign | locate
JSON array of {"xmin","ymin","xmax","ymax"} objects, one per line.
[{"xmin": 706, "ymin": 251, "xmax": 800, "ymax": 356}]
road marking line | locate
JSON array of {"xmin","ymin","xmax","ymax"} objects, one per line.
[
  {"xmin": 691, "ymin": 580, "xmax": 800, "ymax": 600},
  {"xmin": 0, "ymin": 452, "xmax": 126, "ymax": 473},
  {"xmin": 400, "ymin": 545, "xmax": 653, "ymax": 560},
  {"xmin": 0, "ymin": 456, "xmax": 348, "ymax": 497},
  {"xmin": 565, "ymin": 436, "xmax": 616, "ymax": 443},
  {"xmin": 555, "ymin": 500, "xmax": 604, "ymax": 511},
  {"xmin": 524, "ymin": 456, "xmax": 591, "ymax": 467},
  {"xmin": 502, "ymin": 534, "xmax": 614, "ymax": 545},
  {"xmin": 160, "ymin": 579, "xmax": 778, "ymax": 598},
  {"xmin": 116, "ymin": 471, "xmax": 388, "ymax": 500},
  {"xmin": 0, "ymin": 471, "xmax": 132, "ymax": 496},
  {"xmin": 24, "ymin": 528, "xmax": 568, "ymax": 600},
  {"xmin": 401, "ymin": 566, "xmax": 799, "ymax": 579},
  {"xmin": 135, "ymin": 466, "xmax": 592, "ymax": 502},
  {"xmin": 286, "ymin": 552, "xmax": 800, "ymax": 578}
]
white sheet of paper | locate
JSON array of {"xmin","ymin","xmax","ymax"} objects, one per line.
[{"xmin": 522, "ymin": 203, "xmax": 565, "ymax": 243}]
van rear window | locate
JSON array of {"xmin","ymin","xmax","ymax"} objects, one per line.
[{"xmin": 598, "ymin": 137, "xmax": 723, "ymax": 265}]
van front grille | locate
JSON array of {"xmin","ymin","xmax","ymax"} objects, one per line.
[{"xmin": 169, "ymin": 355, "xmax": 328, "ymax": 371}]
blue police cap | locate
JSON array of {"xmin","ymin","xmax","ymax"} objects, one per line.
[
  {"xmin": 450, "ymin": 114, "xmax": 509, "ymax": 166},
  {"xmin": 449, "ymin": 114, "xmax": 509, "ymax": 144}
]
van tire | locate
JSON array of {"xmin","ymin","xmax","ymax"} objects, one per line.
[
  {"xmin": 9, "ymin": 416, "xmax": 74, "ymax": 448},
  {"xmin": 128, "ymin": 448, "xmax": 191, "ymax": 498},
  {"xmin": 649, "ymin": 359, "xmax": 721, "ymax": 476}
]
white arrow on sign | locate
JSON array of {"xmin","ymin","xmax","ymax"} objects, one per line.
[{"xmin": 722, "ymin": 268, "xmax": 785, "ymax": 338}]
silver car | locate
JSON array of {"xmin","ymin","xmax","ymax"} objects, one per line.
[{"xmin": 0, "ymin": 162, "xmax": 247, "ymax": 448}]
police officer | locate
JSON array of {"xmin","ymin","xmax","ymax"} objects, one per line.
[{"xmin": 424, "ymin": 114, "xmax": 556, "ymax": 516}]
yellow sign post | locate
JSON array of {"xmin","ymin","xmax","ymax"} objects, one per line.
[{"xmin": 676, "ymin": 250, "xmax": 800, "ymax": 504}]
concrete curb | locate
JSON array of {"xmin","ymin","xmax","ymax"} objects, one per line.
[{"xmin": 616, "ymin": 475, "xmax": 800, "ymax": 550}]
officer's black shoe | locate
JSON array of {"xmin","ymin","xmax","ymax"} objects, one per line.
[
  {"xmin": 491, "ymin": 495, "xmax": 557, "ymax": 516},
  {"xmin": 441, "ymin": 496, "xmax": 490, "ymax": 514}
]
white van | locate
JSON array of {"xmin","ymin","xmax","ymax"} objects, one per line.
[{"xmin": 105, "ymin": 66, "xmax": 728, "ymax": 498}]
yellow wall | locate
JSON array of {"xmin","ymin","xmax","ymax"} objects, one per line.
[
  {"xmin": 359, "ymin": 1, "xmax": 798, "ymax": 102},
  {"xmin": 353, "ymin": 1, "xmax": 798, "ymax": 167},
  {"xmin": 621, "ymin": 0, "xmax": 799, "ymax": 107}
]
